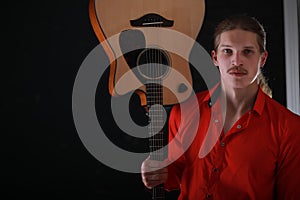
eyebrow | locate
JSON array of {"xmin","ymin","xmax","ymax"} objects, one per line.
[{"xmin": 219, "ymin": 44, "xmax": 256, "ymax": 49}]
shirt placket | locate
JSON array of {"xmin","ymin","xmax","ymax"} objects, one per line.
[
  {"xmin": 205, "ymin": 110, "xmax": 252, "ymax": 198},
  {"xmin": 206, "ymin": 112, "xmax": 224, "ymax": 198}
]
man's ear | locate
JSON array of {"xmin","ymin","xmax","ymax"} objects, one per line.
[
  {"xmin": 260, "ymin": 50, "xmax": 268, "ymax": 68},
  {"xmin": 211, "ymin": 50, "xmax": 218, "ymax": 66}
]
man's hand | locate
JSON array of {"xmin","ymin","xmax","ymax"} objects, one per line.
[{"xmin": 141, "ymin": 156, "xmax": 168, "ymax": 189}]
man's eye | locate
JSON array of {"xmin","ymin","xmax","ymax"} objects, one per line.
[
  {"xmin": 223, "ymin": 49, "xmax": 232, "ymax": 54},
  {"xmin": 243, "ymin": 49, "xmax": 253, "ymax": 55}
]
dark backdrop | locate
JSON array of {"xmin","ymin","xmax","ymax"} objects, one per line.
[{"xmin": 7, "ymin": 0, "xmax": 285, "ymax": 199}]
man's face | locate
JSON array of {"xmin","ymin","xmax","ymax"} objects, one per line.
[{"xmin": 211, "ymin": 29, "xmax": 268, "ymax": 89}]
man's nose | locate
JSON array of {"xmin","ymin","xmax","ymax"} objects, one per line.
[{"xmin": 231, "ymin": 52, "xmax": 243, "ymax": 66}]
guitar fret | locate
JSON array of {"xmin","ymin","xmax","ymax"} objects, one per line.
[
  {"xmin": 149, "ymin": 134, "xmax": 164, "ymax": 137},
  {"xmin": 150, "ymin": 151, "xmax": 164, "ymax": 155},
  {"xmin": 147, "ymin": 85, "xmax": 162, "ymax": 87},
  {"xmin": 147, "ymin": 97, "xmax": 163, "ymax": 99},
  {"xmin": 147, "ymin": 88, "xmax": 163, "ymax": 90},
  {"xmin": 149, "ymin": 131, "xmax": 164, "ymax": 133},
  {"xmin": 149, "ymin": 131, "xmax": 164, "ymax": 134},
  {"xmin": 147, "ymin": 102, "xmax": 163, "ymax": 106},
  {"xmin": 147, "ymin": 97, "xmax": 163, "ymax": 100},
  {"xmin": 149, "ymin": 130, "xmax": 164, "ymax": 133},
  {"xmin": 149, "ymin": 132, "xmax": 164, "ymax": 135},
  {"xmin": 146, "ymin": 91, "xmax": 162, "ymax": 93},
  {"xmin": 150, "ymin": 152, "xmax": 165, "ymax": 161},
  {"xmin": 148, "ymin": 117, "xmax": 164, "ymax": 119},
  {"xmin": 148, "ymin": 119, "xmax": 164, "ymax": 122},
  {"xmin": 149, "ymin": 111, "xmax": 164, "ymax": 113},
  {"xmin": 149, "ymin": 128, "xmax": 164, "ymax": 130},
  {"xmin": 147, "ymin": 93, "xmax": 162, "ymax": 95},
  {"xmin": 145, "ymin": 74, "xmax": 165, "ymax": 199},
  {"xmin": 150, "ymin": 151, "xmax": 164, "ymax": 154}
]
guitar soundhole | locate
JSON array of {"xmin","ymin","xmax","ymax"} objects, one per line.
[{"xmin": 137, "ymin": 48, "xmax": 170, "ymax": 80}]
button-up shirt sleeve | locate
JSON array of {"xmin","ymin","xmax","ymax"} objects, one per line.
[
  {"xmin": 275, "ymin": 111, "xmax": 300, "ymax": 199},
  {"xmin": 165, "ymin": 104, "xmax": 185, "ymax": 191}
]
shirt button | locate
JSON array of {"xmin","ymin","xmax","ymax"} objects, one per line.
[
  {"xmin": 212, "ymin": 167, "xmax": 218, "ymax": 173},
  {"xmin": 237, "ymin": 124, "xmax": 242, "ymax": 129},
  {"xmin": 220, "ymin": 142, "xmax": 225, "ymax": 147},
  {"xmin": 206, "ymin": 193, "xmax": 213, "ymax": 199}
]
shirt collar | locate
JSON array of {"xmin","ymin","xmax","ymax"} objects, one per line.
[
  {"xmin": 252, "ymin": 86, "xmax": 266, "ymax": 116},
  {"xmin": 203, "ymin": 82, "xmax": 221, "ymax": 107},
  {"xmin": 204, "ymin": 82, "xmax": 266, "ymax": 115}
]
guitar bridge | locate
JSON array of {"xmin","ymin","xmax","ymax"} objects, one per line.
[{"xmin": 130, "ymin": 13, "xmax": 174, "ymax": 27}]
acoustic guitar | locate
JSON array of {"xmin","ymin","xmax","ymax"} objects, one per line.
[{"xmin": 89, "ymin": 0, "xmax": 205, "ymax": 199}]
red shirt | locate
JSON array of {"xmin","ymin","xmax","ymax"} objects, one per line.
[{"xmin": 165, "ymin": 85, "xmax": 300, "ymax": 200}]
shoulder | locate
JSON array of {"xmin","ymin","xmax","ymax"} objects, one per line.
[
  {"xmin": 264, "ymin": 94, "xmax": 299, "ymax": 120},
  {"xmin": 169, "ymin": 90, "xmax": 209, "ymax": 127},
  {"xmin": 170, "ymin": 90, "xmax": 209, "ymax": 114},
  {"xmin": 263, "ymin": 93, "xmax": 300, "ymax": 133}
]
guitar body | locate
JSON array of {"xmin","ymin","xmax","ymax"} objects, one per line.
[
  {"xmin": 89, "ymin": 1, "xmax": 205, "ymax": 198},
  {"xmin": 89, "ymin": 0, "xmax": 205, "ymax": 106}
]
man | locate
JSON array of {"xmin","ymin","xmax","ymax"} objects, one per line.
[{"xmin": 141, "ymin": 15, "xmax": 300, "ymax": 199}]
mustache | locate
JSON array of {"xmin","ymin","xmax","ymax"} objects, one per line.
[{"xmin": 227, "ymin": 66, "xmax": 247, "ymax": 73}]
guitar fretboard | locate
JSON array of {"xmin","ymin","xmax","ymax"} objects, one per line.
[
  {"xmin": 146, "ymin": 82, "xmax": 165, "ymax": 160},
  {"xmin": 146, "ymin": 81, "xmax": 166, "ymax": 200}
]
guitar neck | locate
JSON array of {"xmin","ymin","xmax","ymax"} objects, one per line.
[
  {"xmin": 146, "ymin": 82, "xmax": 166, "ymax": 200},
  {"xmin": 152, "ymin": 184, "xmax": 165, "ymax": 200},
  {"xmin": 147, "ymin": 82, "xmax": 165, "ymax": 160}
]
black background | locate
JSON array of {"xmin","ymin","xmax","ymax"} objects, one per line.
[{"xmin": 6, "ymin": 0, "xmax": 286, "ymax": 199}]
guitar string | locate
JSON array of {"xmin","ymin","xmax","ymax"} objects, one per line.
[
  {"xmin": 158, "ymin": 20, "xmax": 164, "ymax": 199},
  {"xmin": 146, "ymin": 19, "xmax": 165, "ymax": 199}
]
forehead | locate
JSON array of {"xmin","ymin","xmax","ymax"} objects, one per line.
[{"xmin": 219, "ymin": 29, "xmax": 259, "ymax": 48}]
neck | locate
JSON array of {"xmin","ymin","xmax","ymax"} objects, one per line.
[{"xmin": 221, "ymin": 82, "xmax": 259, "ymax": 115}]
